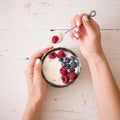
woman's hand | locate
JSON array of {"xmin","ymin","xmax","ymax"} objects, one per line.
[
  {"xmin": 25, "ymin": 46, "xmax": 53, "ymax": 109},
  {"xmin": 70, "ymin": 13, "xmax": 120, "ymax": 120},
  {"xmin": 22, "ymin": 46, "xmax": 53, "ymax": 120},
  {"xmin": 70, "ymin": 14, "xmax": 103, "ymax": 62}
]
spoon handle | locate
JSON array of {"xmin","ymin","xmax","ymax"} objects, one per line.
[
  {"xmin": 88, "ymin": 10, "xmax": 96, "ymax": 18},
  {"xmin": 64, "ymin": 26, "xmax": 76, "ymax": 34},
  {"xmin": 50, "ymin": 10, "xmax": 96, "ymax": 34},
  {"xmin": 64, "ymin": 10, "xmax": 96, "ymax": 34}
]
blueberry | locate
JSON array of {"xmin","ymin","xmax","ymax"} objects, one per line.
[
  {"xmin": 65, "ymin": 63, "xmax": 70, "ymax": 69},
  {"xmin": 70, "ymin": 56, "xmax": 76, "ymax": 62},
  {"xmin": 63, "ymin": 57, "xmax": 70, "ymax": 63},
  {"xmin": 59, "ymin": 58, "xmax": 63, "ymax": 62},
  {"xmin": 61, "ymin": 62, "xmax": 66, "ymax": 67},
  {"xmin": 70, "ymin": 67, "xmax": 75, "ymax": 72},
  {"xmin": 62, "ymin": 58, "xmax": 66, "ymax": 63},
  {"xmin": 71, "ymin": 62, "xmax": 77, "ymax": 68}
]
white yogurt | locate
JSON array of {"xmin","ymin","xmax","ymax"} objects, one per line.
[{"xmin": 42, "ymin": 50, "xmax": 80, "ymax": 86}]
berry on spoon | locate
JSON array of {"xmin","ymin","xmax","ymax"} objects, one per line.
[{"xmin": 52, "ymin": 36, "xmax": 59, "ymax": 43}]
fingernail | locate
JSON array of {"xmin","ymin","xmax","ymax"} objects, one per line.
[
  {"xmin": 83, "ymin": 15, "xmax": 88, "ymax": 22},
  {"xmin": 73, "ymin": 37, "xmax": 78, "ymax": 41},
  {"xmin": 36, "ymin": 59, "xmax": 40, "ymax": 64},
  {"xmin": 74, "ymin": 27, "xmax": 79, "ymax": 32},
  {"xmin": 74, "ymin": 33, "xmax": 79, "ymax": 38},
  {"xmin": 76, "ymin": 21, "xmax": 81, "ymax": 27}
]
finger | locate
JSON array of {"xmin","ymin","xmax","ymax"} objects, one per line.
[
  {"xmin": 82, "ymin": 15, "xmax": 99, "ymax": 36},
  {"xmin": 31, "ymin": 46, "xmax": 53, "ymax": 60},
  {"xmin": 89, "ymin": 17, "xmax": 100, "ymax": 30},
  {"xmin": 70, "ymin": 14, "xmax": 79, "ymax": 28},
  {"xmin": 70, "ymin": 14, "xmax": 86, "ymax": 40},
  {"xmin": 74, "ymin": 13, "xmax": 86, "ymax": 27},
  {"xmin": 25, "ymin": 46, "xmax": 53, "ymax": 85},
  {"xmin": 69, "ymin": 15, "xmax": 80, "ymax": 40},
  {"xmin": 33, "ymin": 59, "xmax": 47, "ymax": 93},
  {"xmin": 34, "ymin": 59, "xmax": 42, "ymax": 81},
  {"xmin": 25, "ymin": 57, "xmax": 35, "ymax": 86},
  {"xmin": 27, "ymin": 46, "xmax": 53, "ymax": 74}
]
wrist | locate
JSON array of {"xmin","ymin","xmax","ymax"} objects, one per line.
[
  {"xmin": 86, "ymin": 51, "xmax": 106, "ymax": 65},
  {"xmin": 26, "ymin": 99, "xmax": 43, "ymax": 112},
  {"xmin": 22, "ymin": 101, "xmax": 42, "ymax": 120}
]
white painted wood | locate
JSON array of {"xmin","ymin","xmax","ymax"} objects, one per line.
[{"xmin": 0, "ymin": 0, "xmax": 120, "ymax": 120}]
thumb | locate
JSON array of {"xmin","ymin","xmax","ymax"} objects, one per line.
[
  {"xmin": 34, "ymin": 59, "xmax": 43, "ymax": 81},
  {"xmin": 82, "ymin": 15, "xmax": 95, "ymax": 35}
]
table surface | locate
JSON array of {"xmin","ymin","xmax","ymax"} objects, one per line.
[{"xmin": 0, "ymin": 0, "xmax": 120, "ymax": 120}]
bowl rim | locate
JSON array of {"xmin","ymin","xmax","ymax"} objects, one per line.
[{"xmin": 41, "ymin": 47, "xmax": 81, "ymax": 88}]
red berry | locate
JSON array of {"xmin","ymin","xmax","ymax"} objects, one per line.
[
  {"xmin": 61, "ymin": 75, "xmax": 70, "ymax": 84},
  {"xmin": 60, "ymin": 67, "xmax": 68, "ymax": 75},
  {"xmin": 57, "ymin": 50, "xmax": 66, "ymax": 58},
  {"xmin": 52, "ymin": 36, "xmax": 59, "ymax": 43},
  {"xmin": 67, "ymin": 72, "xmax": 76, "ymax": 80},
  {"xmin": 49, "ymin": 52, "xmax": 57, "ymax": 59}
]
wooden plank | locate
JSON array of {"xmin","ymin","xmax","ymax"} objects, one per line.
[{"xmin": 0, "ymin": 0, "xmax": 120, "ymax": 30}]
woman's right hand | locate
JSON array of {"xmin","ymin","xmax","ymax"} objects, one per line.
[{"xmin": 70, "ymin": 14, "xmax": 103, "ymax": 62}]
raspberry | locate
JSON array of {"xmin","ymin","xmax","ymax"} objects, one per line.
[
  {"xmin": 52, "ymin": 36, "xmax": 59, "ymax": 43},
  {"xmin": 49, "ymin": 52, "xmax": 57, "ymax": 59},
  {"xmin": 57, "ymin": 50, "xmax": 66, "ymax": 58},
  {"xmin": 60, "ymin": 67, "xmax": 68, "ymax": 75},
  {"xmin": 61, "ymin": 75, "xmax": 70, "ymax": 84},
  {"xmin": 67, "ymin": 72, "xmax": 76, "ymax": 80}
]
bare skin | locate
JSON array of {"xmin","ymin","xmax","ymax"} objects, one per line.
[
  {"xmin": 22, "ymin": 46, "xmax": 53, "ymax": 120},
  {"xmin": 70, "ymin": 14, "xmax": 120, "ymax": 120},
  {"xmin": 22, "ymin": 14, "xmax": 120, "ymax": 120}
]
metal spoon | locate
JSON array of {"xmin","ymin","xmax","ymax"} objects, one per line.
[{"xmin": 50, "ymin": 10, "xmax": 96, "ymax": 44}]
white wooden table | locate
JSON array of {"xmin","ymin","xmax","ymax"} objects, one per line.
[{"xmin": 0, "ymin": 0, "xmax": 120, "ymax": 120}]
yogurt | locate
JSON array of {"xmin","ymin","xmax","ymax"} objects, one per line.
[{"xmin": 42, "ymin": 48, "xmax": 81, "ymax": 87}]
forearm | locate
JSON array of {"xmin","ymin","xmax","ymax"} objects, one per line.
[
  {"xmin": 22, "ymin": 102, "xmax": 42, "ymax": 120},
  {"xmin": 87, "ymin": 52, "xmax": 120, "ymax": 120}
]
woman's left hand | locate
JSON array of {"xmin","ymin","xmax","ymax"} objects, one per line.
[{"xmin": 25, "ymin": 46, "xmax": 53, "ymax": 109}]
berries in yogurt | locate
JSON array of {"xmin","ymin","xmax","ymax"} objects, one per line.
[{"xmin": 42, "ymin": 48, "xmax": 81, "ymax": 87}]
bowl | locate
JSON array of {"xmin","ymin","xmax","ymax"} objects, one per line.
[{"xmin": 41, "ymin": 47, "xmax": 81, "ymax": 88}]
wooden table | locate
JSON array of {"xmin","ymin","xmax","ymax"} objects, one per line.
[{"xmin": 0, "ymin": 0, "xmax": 120, "ymax": 120}]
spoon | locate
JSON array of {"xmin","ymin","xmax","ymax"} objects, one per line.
[{"xmin": 50, "ymin": 10, "xmax": 96, "ymax": 44}]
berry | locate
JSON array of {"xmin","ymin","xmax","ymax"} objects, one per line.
[
  {"xmin": 52, "ymin": 36, "xmax": 59, "ymax": 43},
  {"xmin": 70, "ymin": 56, "xmax": 76, "ymax": 62},
  {"xmin": 60, "ymin": 67, "xmax": 68, "ymax": 75},
  {"xmin": 57, "ymin": 50, "xmax": 66, "ymax": 58},
  {"xmin": 71, "ymin": 62, "xmax": 77, "ymax": 68},
  {"xmin": 49, "ymin": 52, "xmax": 57, "ymax": 59},
  {"xmin": 70, "ymin": 67, "xmax": 75, "ymax": 72},
  {"xmin": 59, "ymin": 58, "xmax": 63, "ymax": 62},
  {"xmin": 61, "ymin": 62, "xmax": 66, "ymax": 67},
  {"xmin": 64, "ymin": 57, "xmax": 70, "ymax": 63},
  {"xmin": 61, "ymin": 75, "xmax": 70, "ymax": 84},
  {"xmin": 65, "ymin": 63, "xmax": 70, "ymax": 69},
  {"xmin": 67, "ymin": 72, "xmax": 76, "ymax": 80}
]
